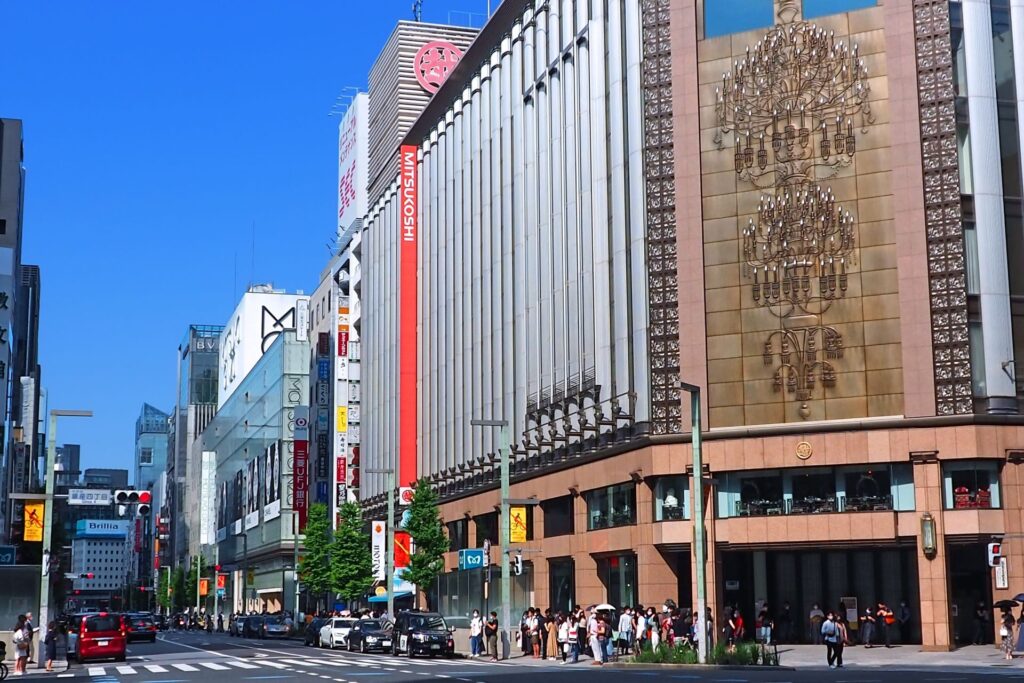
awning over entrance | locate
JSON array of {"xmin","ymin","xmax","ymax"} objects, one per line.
[{"xmin": 368, "ymin": 592, "xmax": 412, "ymax": 603}]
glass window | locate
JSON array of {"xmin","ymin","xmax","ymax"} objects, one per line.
[
  {"xmin": 585, "ymin": 483, "xmax": 636, "ymax": 530},
  {"xmin": 737, "ymin": 473, "xmax": 784, "ymax": 516},
  {"xmin": 951, "ymin": 3, "xmax": 968, "ymax": 98},
  {"xmin": 548, "ymin": 557, "xmax": 575, "ymax": 613},
  {"xmin": 704, "ymin": 0, "xmax": 773, "ymax": 39},
  {"xmin": 842, "ymin": 467, "xmax": 893, "ymax": 511},
  {"xmin": 542, "ymin": 495, "xmax": 575, "ymax": 537},
  {"xmin": 653, "ymin": 475, "xmax": 690, "ymax": 521},
  {"xmin": 474, "ymin": 512, "xmax": 498, "ymax": 547},
  {"xmin": 802, "ymin": 0, "xmax": 877, "ymax": 19},
  {"xmin": 597, "ymin": 553, "xmax": 637, "ymax": 608},
  {"xmin": 446, "ymin": 519, "xmax": 468, "ymax": 552},
  {"xmin": 788, "ymin": 470, "xmax": 837, "ymax": 513},
  {"xmin": 993, "ymin": 1, "xmax": 1017, "ymax": 103},
  {"xmin": 140, "ymin": 447, "xmax": 153, "ymax": 465},
  {"xmin": 943, "ymin": 461, "xmax": 1001, "ymax": 508}
]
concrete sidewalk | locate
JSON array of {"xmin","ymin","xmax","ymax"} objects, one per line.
[{"xmin": 777, "ymin": 643, "xmax": 1024, "ymax": 671}]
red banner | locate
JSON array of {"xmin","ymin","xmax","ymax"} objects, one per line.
[
  {"xmin": 399, "ymin": 145, "xmax": 418, "ymax": 488},
  {"xmin": 294, "ymin": 440, "xmax": 309, "ymax": 529},
  {"xmin": 336, "ymin": 456, "xmax": 346, "ymax": 486},
  {"xmin": 394, "ymin": 530, "xmax": 412, "ymax": 569}
]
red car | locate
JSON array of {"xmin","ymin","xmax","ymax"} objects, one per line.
[{"xmin": 77, "ymin": 613, "xmax": 126, "ymax": 663}]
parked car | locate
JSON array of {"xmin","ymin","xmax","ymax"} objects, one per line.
[
  {"xmin": 303, "ymin": 618, "xmax": 327, "ymax": 646},
  {"xmin": 390, "ymin": 611, "xmax": 454, "ymax": 658},
  {"xmin": 243, "ymin": 615, "xmax": 265, "ymax": 639},
  {"xmin": 125, "ymin": 614, "xmax": 158, "ymax": 643},
  {"xmin": 230, "ymin": 616, "xmax": 247, "ymax": 637},
  {"xmin": 263, "ymin": 615, "xmax": 290, "ymax": 638},
  {"xmin": 77, "ymin": 613, "xmax": 126, "ymax": 664},
  {"xmin": 318, "ymin": 618, "xmax": 355, "ymax": 649},
  {"xmin": 346, "ymin": 619, "xmax": 393, "ymax": 653}
]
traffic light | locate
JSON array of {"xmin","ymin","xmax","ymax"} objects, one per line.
[
  {"xmin": 988, "ymin": 542, "xmax": 1004, "ymax": 568},
  {"xmin": 115, "ymin": 490, "xmax": 152, "ymax": 516},
  {"xmin": 83, "ymin": 573, "xmax": 94, "ymax": 579},
  {"xmin": 214, "ymin": 564, "xmax": 221, "ymax": 572},
  {"xmin": 513, "ymin": 552, "xmax": 523, "ymax": 576}
]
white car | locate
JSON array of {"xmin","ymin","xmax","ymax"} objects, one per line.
[{"xmin": 319, "ymin": 618, "xmax": 355, "ymax": 649}]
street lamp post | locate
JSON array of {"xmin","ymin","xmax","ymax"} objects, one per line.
[
  {"xmin": 470, "ymin": 419, "xmax": 510, "ymax": 660},
  {"xmin": 39, "ymin": 409, "xmax": 92, "ymax": 669},
  {"xmin": 234, "ymin": 532, "xmax": 248, "ymax": 613},
  {"xmin": 676, "ymin": 381, "xmax": 708, "ymax": 664},
  {"xmin": 366, "ymin": 469, "xmax": 396, "ymax": 619}
]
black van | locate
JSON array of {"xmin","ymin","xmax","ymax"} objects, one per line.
[{"xmin": 390, "ymin": 610, "xmax": 454, "ymax": 658}]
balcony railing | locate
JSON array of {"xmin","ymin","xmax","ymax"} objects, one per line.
[{"xmin": 732, "ymin": 495, "xmax": 894, "ymax": 518}]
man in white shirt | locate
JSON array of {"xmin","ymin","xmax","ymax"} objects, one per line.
[
  {"xmin": 469, "ymin": 610, "xmax": 483, "ymax": 657},
  {"xmin": 588, "ymin": 609, "xmax": 604, "ymax": 665},
  {"xmin": 617, "ymin": 608, "xmax": 633, "ymax": 657}
]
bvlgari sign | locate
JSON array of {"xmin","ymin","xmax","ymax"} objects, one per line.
[{"xmin": 413, "ymin": 41, "xmax": 463, "ymax": 94}]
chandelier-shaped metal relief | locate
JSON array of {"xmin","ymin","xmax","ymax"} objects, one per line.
[{"xmin": 715, "ymin": 20, "xmax": 872, "ymax": 416}]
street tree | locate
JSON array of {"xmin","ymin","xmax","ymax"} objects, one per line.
[
  {"xmin": 332, "ymin": 501, "xmax": 373, "ymax": 603},
  {"xmin": 157, "ymin": 569, "xmax": 171, "ymax": 611},
  {"xmin": 299, "ymin": 502, "xmax": 334, "ymax": 611},
  {"xmin": 403, "ymin": 479, "xmax": 447, "ymax": 609},
  {"xmin": 171, "ymin": 565, "xmax": 185, "ymax": 611}
]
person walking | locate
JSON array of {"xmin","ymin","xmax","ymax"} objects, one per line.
[
  {"xmin": 809, "ymin": 603, "xmax": 825, "ymax": 644},
  {"xmin": 469, "ymin": 609, "xmax": 483, "ymax": 658},
  {"xmin": 1001, "ymin": 610, "xmax": 1016, "ymax": 661},
  {"xmin": 43, "ymin": 622, "xmax": 57, "ymax": 673},
  {"xmin": 974, "ymin": 601, "xmax": 991, "ymax": 645},
  {"xmin": 588, "ymin": 609, "xmax": 604, "ymax": 666},
  {"xmin": 519, "ymin": 610, "xmax": 530, "ymax": 656},
  {"xmin": 567, "ymin": 612, "xmax": 580, "ymax": 663},
  {"xmin": 757, "ymin": 604, "xmax": 772, "ymax": 645},
  {"xmin": 557, "ymin": 614, "xmax": 569, "ymax": 663},
  {"xmin": 617, "ymin": 607, "xmax": 633, "ymax": 656},
  {"xmin": 876, "ymin": 602, "xmax": 894, "ymax": 648},
  {"xmin": 821, "ymin": 611, "xmax": 842, "ymax": 669},
  {"xmin": 896, "ymin": 600, "xmax": 911, "ymax": 644},
  {"xmin": 777, "ymin": 602, "xmax": 792, "ymax": 643},
  {"xmin": 12, "ymin": 615, "xmax": 27, "ymax": 676},
  {"xmin": 633, "ymin": 608, "xmax": 646, "ymax": 654},
  {"xmin": 859, "ymin": 608, "xmax": 876, "ymax": 647},
  {"xmin": 484, "ymin": 612, "xmax": 499, "ymax": 662},
  {"xmin": 24, "ymin": 612, "xmax": 34, "ymax": 664}
]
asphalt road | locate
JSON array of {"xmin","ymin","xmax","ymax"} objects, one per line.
[{"xmin": 39, "ymin": 630, "xmax": 1024, "ymax": 682}]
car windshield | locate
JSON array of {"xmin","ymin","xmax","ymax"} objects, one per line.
[
  {"xmin": 85, "ymin": 615, "xmax": 120, "ymax": 632},
  {"xmin": 333, "ymin": 619, "xmax": 354, "ymax": 628},
  {"xmin": 408, "ymin": 615, "xmax": 447, "ymax": 630},
  {"xmin": 132, "ymin": 618, "xmax": 153, "ymax": 626},
  {"xmin": 265, "ymin": 616, "xmax": 285, "ymax": 625},
  {"xmin": 358, "ymin": 620, "xmax": 382, "ymax": 629}
]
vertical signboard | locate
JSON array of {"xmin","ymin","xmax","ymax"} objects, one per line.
[
  {"xmin": 509, "ymin": 506, "xmax": 528, "ymax": 544},
  {"xmin": 337, "ymin": 93, "xmax": 369, "ymax": 234},
  {"xmin": 23, "ymin": 502, "xmax": 43, "ymax": 542},
  {"xmin": 399, "ymin": 144, "xmax": 418, "ymax": 488},
  {"xmin": 293, "ymin": 406, "xmax": 310, "ymax": 530},
  {"xmin": 371, "ymin": 521, "xmax": 386, "ymax": 580}
]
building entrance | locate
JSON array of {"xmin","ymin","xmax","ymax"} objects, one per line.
[{"xmin": 948, "ymin": 541, "xmax": 993, "ymax": 645}]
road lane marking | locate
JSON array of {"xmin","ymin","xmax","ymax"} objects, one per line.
[
  {"xmin": 226, "ymin": 661, "xmax": 260, "ymax": 669},
  {"xmin": 200, "ymin": 662, "xmax": 231, "ymax": 670},
  {"xmin": 256, "ymin": 661, "xmax": 291, "ymax": 669},
  {"xmin": 116, "ymin": 666, "xmax": 138, "ymax": 674},
  {"xmin": 172, "ymin": 663, "xmax": 199, "ymax": 671},
  {"xmin": 88, "ymin": 668, "xmax": 105, "ymax": 677},
  {"xmin": 144, "ymin": 665, "xmax": 169, "ymax": 673},
  {"xmin": 244, "ymin": 677, "xmax": 295, "ymax": 680},
  {"xmin": 57, "ymin": 675, "xmax": 73, "ymax": 679}
]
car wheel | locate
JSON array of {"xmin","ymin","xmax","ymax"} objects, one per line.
[
  {"xmin": 360, "ymin": 640, "xmax": 366, "ymax": 654},
  {"xmin": 347, "ymin": 638, "xmax": 353, "ymax": 652},
  {"xmin": 407, "ymin": 644, "xmax": 415, "ymax": 659}
]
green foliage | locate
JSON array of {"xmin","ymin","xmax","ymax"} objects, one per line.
[
  {"xmin": 299, "ymin": 503, "xmax": 334, "ymax": 597},
  {"xmin": 402, "ymin": 479, "xmax": 447, "ymax": 607},
  {"xmin": 156, "ymin": 570, "xmax": 171, "ymax": 611},
  {"xmin": 170, "ymin": 565, "xmax": 185, "ymax": 611},
  {"xmin": 332, "ymin": 502, "xmax": 373, "ymax": 601},
  {"xmin": 630, "ymin": 641, "xmax": 778, "ymax": 667}
]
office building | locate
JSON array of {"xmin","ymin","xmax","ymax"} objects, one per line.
[
  {"xmin": 70, "ymin": 520, "xmax": 130, "ymax": 611},
  {"xmin": 83, "ymin": 469, "xmax": 128, "ymax": 489}
]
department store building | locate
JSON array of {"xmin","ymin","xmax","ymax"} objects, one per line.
[{"xmin": 358, "ymin": 0, "xmax": 1024, "ymax": 649}]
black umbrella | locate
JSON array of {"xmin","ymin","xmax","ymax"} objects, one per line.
[
  {"xmin": 1013, "ymin": 594, "xmax": 1024, "ymax": 603},
  {"xmin": 994, "ymin": 599, "xmax": 1019, "ymax": 610}
]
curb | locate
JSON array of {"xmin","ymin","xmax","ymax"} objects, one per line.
[{"xmin": 604, "ymin": 662, "xmax": 795, "ymax": 672}]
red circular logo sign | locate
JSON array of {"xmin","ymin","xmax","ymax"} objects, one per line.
[
  {"xmin": 414, "ymin": 41, "xmax": 463, "ymax": 94},
  {"xmin": 400, "ymin": 487, "xmax": 415, "ymax": 505}
]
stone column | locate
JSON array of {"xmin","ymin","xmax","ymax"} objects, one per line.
[{"xmin": 913, "ymin": 455, "xmax": 954, "ymax": 651}]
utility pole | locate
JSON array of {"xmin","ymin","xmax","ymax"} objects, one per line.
[
  {"xmin": 471, "ymin": 419, "xmax": 510, "ymax": 659},
  {"xmin": 677, "ymin": 381, "xmax": 708, "ymax": 664}
]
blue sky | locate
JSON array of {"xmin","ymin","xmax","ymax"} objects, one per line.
[{"xmin": 5, "ymin": 1, "xmax": 486, "ymax": 476}]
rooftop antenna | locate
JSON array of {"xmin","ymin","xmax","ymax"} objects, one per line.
[
  {"xmin": 413, "ymin": 0, "xmax": 423, "ymax": 21},
  {"xmin": 329, "ymin": 86, "xmax": 361, "ymax": 118}
]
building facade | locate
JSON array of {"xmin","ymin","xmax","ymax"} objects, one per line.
[
  {"xmin": 166, "ymin": 324, "xmax": 222, "ymax": 567},
  {"xmin": 70, "ymin": 519, "xmax": 130, "ymax": 611},
  {"xmin": 135, "ymin": 403, "xmax": 170, "ymax": 493},
  {"xmin": 354, "ymin": 0, "xmax": 1024, "ymax": 651}
]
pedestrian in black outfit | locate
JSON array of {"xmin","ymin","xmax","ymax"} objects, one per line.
[
  {"xmin": 821, "ymin": 611, "xmax": 843, "ymax": 669},
  {"xmin": 777, "ymin": 602, "xmax": 792, "ymax": 643},
  {"xmin": 974, "ymin": 602, "xmax": 991, "ymax": 645},
  {"xmin": 876, "ymin": 602, "xmax": 894, "ymax": 648}
]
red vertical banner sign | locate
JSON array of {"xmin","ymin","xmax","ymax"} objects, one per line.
[
  {"xmin": 294, "ymin": 439, "xmax": 309, "ymax": 529},
  {"xmin": 399, "ymin": 144, "xmax": 418, "ymax": 488}
]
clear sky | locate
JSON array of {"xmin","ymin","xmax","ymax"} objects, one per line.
[{"xmin": 5, "ymin": 0, "xmax": 486, "ymax": 477}]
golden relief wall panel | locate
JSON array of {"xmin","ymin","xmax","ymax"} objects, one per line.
[{"xmin": 697, "ymin": 4, "xmax": 904, "ymax": 427}]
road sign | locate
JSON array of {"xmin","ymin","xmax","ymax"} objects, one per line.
[
  {"xmin": 458, "ymin": 548, "xmax": 485, "ymax": 571},
  {"xmin": 0, "ymin": 545, "xmax": 14, "ymax": 566},
  {"xmin": 217, "ymin": 588, "xmax": 226, "ymax": 598},
  {"xmin": 399, "ymin": 487, "xmax": 414, "ymax": 506}
]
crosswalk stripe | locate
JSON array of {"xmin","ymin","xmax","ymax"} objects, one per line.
[
  {"xmin": 87, "ymin": 667, "xmax": 105, "ymax": 677},
  {"xmin": 172, "ymin": 663, "xmax": 199, "ymax": 671},
  {"xmin": 115, "ymin": 666, "xmax": 137, "ymax": 675},
  {"xmin": 312, "ymin": 657, "xmax": 378, "ymax": 668},
  {"xmin": 199, "ymin": 662, "xmax": 230, "ymax": 670},
  {"xmin": 283, "ymin": 659, "xmax": 319, "ymax": 667},
  {"xmin": 57, "ymin": 674, "xmax": 74, "ymax": 678},
  {"xmin": 144, "ymin": 665, "xmax": 168, "ymax": 673},
  {"xmin": 225, "ymin": 661, "xmax": 259, "ymax": 669},
  {"xmin": 255, "ymin": 660, "xmax": 290, "ymax": 669}
]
